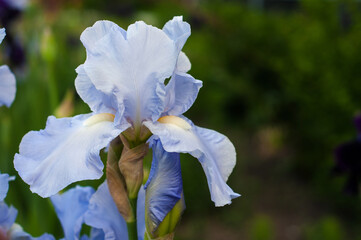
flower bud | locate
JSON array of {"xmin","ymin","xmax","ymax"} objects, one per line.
[{"xmin": 106, "ymin": 137, "xmax": 134, "ymax": 222}]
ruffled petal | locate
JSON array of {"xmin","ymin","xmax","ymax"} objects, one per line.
[
  {"xmin": 144, "ymin": 140, "xmax": 183, "ymax": 232},
  {"xmin": 0, "ymin": 28, "xmax": 5, "ymax": 44},
  {"xmin": 144, "ymin": 118, "xmax": 240, "ymax": 206},
  {"xmin": 163, "ymin": 72, "xmax": 202, "ymax": 116},
  {"xmin": 0, "ymin": 65, "xmax": 16, "ymax": 107},
  {"xmin": 83, "ymin": 181, "xmax": 128, "ymax": 240},
  {"xmin": 0, "ymin": 172, "xmax": 14, "ymax": 201},
  {"xmin": 80, "ymin": 20, "xmax": 126, "ymax": 52},
  {"xmin": 75, "ymin": 64, "xmax": 118, "ymax": 115},
  {"xmin": 83, "ymin": 20, "xmax": 178, "ymax": 124},
  {"xmin": 14, "ymin": 113, "xmax": 124, "ymax": 198},
  {"xmin": 0, "ymin": 202, "xmax": 17, "ymax": 233},
  {"xmin": 50, "ymin": 186, "xmax": 95, "ymax": 240},
  {"xmin": 162, "ymin": 16, "xmax": 190, "ymax": 53}
]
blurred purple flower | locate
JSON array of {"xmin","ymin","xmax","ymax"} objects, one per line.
[{"xmin": 0, "ymin": 0, "xmax": 26, "ymax": 68}]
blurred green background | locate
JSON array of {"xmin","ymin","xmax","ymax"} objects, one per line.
[{"xmin": 1, "ymin": 0, "xmax": 361, "ymax": 239}]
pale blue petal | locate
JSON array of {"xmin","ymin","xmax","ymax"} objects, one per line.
[
  {"xmin": 88, "ymin": 228, "xmax": 104, "ymax": 240},
  {"xmin": 75, "ymin": 64, "xmax": 118, "ymax": 115},
  {"xmin": 83, "ymin": 21, "xmax": 178, "ymax": 124},
  {"xmin": 163, "ymin": 72, "xmax": 202, "ymax": 116},
  {"xmin": 0, "ymin": 202, "xmax": 17, "ymax": 233},
  {"xmin": 144, "ymin": 119, "xmax": 240, "ymax": 207},
  {"xmin": 137, "ymin": 187, "xmax": 145, "ymax": 240},
  {"xmin": 0, "ymin": 28, "xmax": 5, "ymax": 44},
  {"xmin": 80, "ymin": 20, "xmax": 126, "ymax": 52},
  {"xmin": 84, "ymin": 181, "xmax": 128, "ymax": 240},
  {"xmin": 8, "ymin": 224, "xmax": 55, "ymax": 240},
  {"xmin": 0, "ymin": 65, "xmax": 16, "ymax": 107},
  {"xmin": 14, "ymin": 114, "xmax": 124, "ymax": 198},
  {"xmin": 144, "ymin": 140, "xmax": 183, "ymax": 231},
  {"xmin": 51, "ymin": 186, "xmax": 95, "ymax": 240},
  {"xmin": 175, "ymin": 52, "xmax": 191, "ymax": 73},
  {"xmin": 162, "ymin": 16, "xmax": 190, "ymax": 53},
  {"xmin": 0, "ymin": 173, "xmax": 14, "ymax": 201}
]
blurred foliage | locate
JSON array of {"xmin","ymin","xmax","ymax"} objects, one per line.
[{"xmin": 1, "ymin": 0, "xmax": 361, "ymax": 239}]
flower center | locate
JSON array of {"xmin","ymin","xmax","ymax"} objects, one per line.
[
  {"xmin": 157, "ymin": 115, "xmax": 192, "ymax": 130},
  {"xmin": 83, "ymin": 113, "xmax": 115, "ymax": 127}
]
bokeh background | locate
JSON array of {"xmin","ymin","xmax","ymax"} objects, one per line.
[{"xmin": 1, "ymin": 0, "xmax": 361, "ymax": 239}]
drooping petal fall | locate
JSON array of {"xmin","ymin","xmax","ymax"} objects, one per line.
[
  {"xmin": 83, "ymin": 181, "xmax": 129, "ymax": 240},
  {"xmin": 50, "ymin": 186, "xmax": 95, "ymax": 240},
  {"xmin": 14, "ymin": 113, "xmax": 123, "ymax": 198},
  {"xmin": 144, "ymin": 117, "xmax": 240, "ymax": 207},
  {"xmin": 144, "ymin": 140, "xmax": 183, "ymax": 233}
]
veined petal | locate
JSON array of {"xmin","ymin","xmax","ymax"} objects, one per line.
[
  {"xmin": 144, "ymin": 118, "xmax": 240, "ymax": 206},
  {"xmin": 164, "ymin": 72, "xmax": 202, "ymax": 116},
  {"xmin": 0, "ymin": 28, "xmax": 5, "ymax": 44},
  {"xmin": 0, "ymin": 65, "xmax": 16, "ymax": 107},
  {"xmin": 83, "ymin": 181, "xmax": 128, "ymax": 240},
  {"xmin": 50, "ymin": 186, "xmax": 95, "ymax": 240},
  {"xmin": 14, "ymin": 113, "xmax": 124, "ymax": 198},
  {"xmin": 162, "ymin": 16, "xmax": 190, "ymax": 53},
  {"xmin": 83, "ymin": 20, "xmax": 178, "ymax": 124},
  {"xmin": 144, "ymin": 140, "xmax": 183, "ymax": 233},
  {"xmin": 0, "ymin": 202, "xmax": 17, "ymax": 233},
  {"xmin": 80, "ymin": 20, "xmax": 126, "ymax": 52},
  {"xmin": 75, "ymin": 64, "xmax": 118, "ymax": 115},
  {"xmin": 0, "ymin": 172, "xmax": 14, "ymax": 201}
]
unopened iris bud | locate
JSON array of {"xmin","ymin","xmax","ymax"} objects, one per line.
[
  {"xmin": 119, "ymin": 135, "xmax": 149, "ymax": 199},
  {"xmin": 106, "ymin": 137, "xmax": 134, "ymax": 222}
]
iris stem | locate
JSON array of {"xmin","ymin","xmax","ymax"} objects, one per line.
[{"xmin": 127, "ymin": 197, "xmax": 138, "ymax": 240}]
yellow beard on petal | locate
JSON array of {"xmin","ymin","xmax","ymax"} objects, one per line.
[
  {"xmin": 157, "ymin": 115, "xmax": 191, "ymax": 130},
  {"xmin": 83, "ymin": 113, "xmax": 115, "ymax": 127}
]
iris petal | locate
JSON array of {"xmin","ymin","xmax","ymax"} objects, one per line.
[
  {"xmin": 80, "ymin": 20, "xmax": 126, "ymax": 52},
  {"xmin": 14, "ymin": 113, "xmax": 123, "ymax": 198},
  {"xmin": 162, "ymin": 16, "xmax": 191, "ymax": 52},
  {"xmin": 75, "ymin": 65, "xmax": 118, "ymax": 115},
  {"xmin": 0, "ymin": 65, "xmax": 16, "ymax": 107},
  {"xmin": 144, "ymin": 118, "xmax": 240, "ymax": 206},
  {"xmin": 83, "ymin": 181, "xmax": 128, "ymax": 240},
  {"xmin": 164, "ymin": 72, "xmax": 202, "ymax": 116},
  {"xmin": 0, "ymin": 172, "xmax": 14, "ymax": 201},
  {"xmin": 144, "ymin": 140, "xmax": 183, "ymax": 232},
  {"xmin": 50, "ymin": 186, "xmax": 95, "ymax": 240},
  {"xmin": 83, "ymin": 20, "xmax": 178, "ymax": 124},
  {"xmin": 0, "ymin": 28, "xmax": 5, "ymax": 44},
  {"xmin": 0, "ymin": 202, "xmax": 17, "ymax": 233}
]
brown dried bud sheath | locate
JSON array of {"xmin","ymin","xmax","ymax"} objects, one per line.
[
  {"xmin": 106, "ymin": 137, "xmax": 134, "ymax": 222},
  {"xmin": 119, "ymin": 135, "xmax": 149, "ymax": 199}
]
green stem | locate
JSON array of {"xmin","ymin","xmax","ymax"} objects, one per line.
[{"xmin": 127, "ymin": 197, "xmax": 138, "ymax": 240}]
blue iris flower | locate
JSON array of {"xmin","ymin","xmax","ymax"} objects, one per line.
[
  {"xmin": 51, "ymin": 184, "xmax": 144, "ymax": 240},
  {"xmin": 14, "ymin": 16, "xmax": 239, "ymax": 225},
  {"xmin": 0, "ymin": 172, "xmax": 52, "ymax": 240},
  {"xmin": 0, "ymin": 28, "xmax": 16, "ymax": 107}
]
